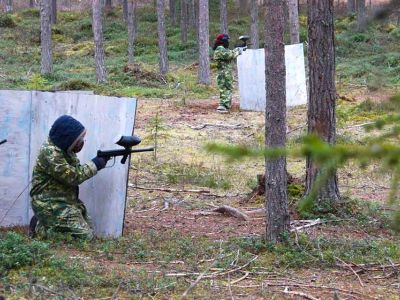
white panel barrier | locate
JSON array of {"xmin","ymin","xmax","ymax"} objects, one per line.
[
  {"xmin": 237, "ymin": 43, "xmax": 307, "ymax": 111},
  {"xmin": 0, "ymin": 90, "xmax": 137, "ymax": 237}
]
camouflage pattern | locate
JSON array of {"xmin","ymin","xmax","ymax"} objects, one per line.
[
  {"xmin": 213, "ymin": 45, "xmax": 240, "ymax": 108},
  {"xmin": 30, "ymin": 139, "xmax": 98, "ymax": 240}
]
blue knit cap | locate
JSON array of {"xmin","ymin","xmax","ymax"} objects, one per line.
[{"xmin": 49, "ymin": 115, "xmax": 85, "ymax": 152}]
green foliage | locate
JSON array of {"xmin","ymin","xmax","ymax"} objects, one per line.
[
  {"xmin": 0, "ymin": 232, "xmax": 50, "ymax": 273},
  {"xmin": 0, "ymin": 14, "xmax": 16, "ymax": 28},
  {"xmin": 18, "ymin": 8, "xmax": 40, "ymax": 18},
  {"xmin": 54, "ymin": 78, "xmax": 94, "ymax": 91},
  {"xmin": 25, "ymin": 74, "xmax": 50, "ymax": 90}
]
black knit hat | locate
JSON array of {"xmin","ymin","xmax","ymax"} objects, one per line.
[{"xmin": 49, "ymin": 115, "xmax": 85, "ymax": 152}]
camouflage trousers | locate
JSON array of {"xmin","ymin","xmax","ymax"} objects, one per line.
[
  {"xmin": 216, "ymin": 71, "xmax": 233, "ymax": 109},
  {"xmin": 32, "ymin": 198, "xmax": 94, "ymax": 240}
]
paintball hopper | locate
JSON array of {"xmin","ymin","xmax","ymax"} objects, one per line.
[
  {"xmin": 235, "ymin": 35, "xmax": 250, "ymax": 50},
  {"xmin": 0, "ymin": 139, "xmax": 6, "ymax": 146},
  {"xmin": 116, "ymin": 135, "xmax": 141, "ymax": 148}
]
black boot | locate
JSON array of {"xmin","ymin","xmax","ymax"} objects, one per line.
[{"xmin": 29, "ymin": 215, "xmax": 38, "ymax": 238}]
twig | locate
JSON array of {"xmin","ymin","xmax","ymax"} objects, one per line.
[
  {"xmin": 227, "ymin": 273, "xmax": 234, "ymax": 300},
  {"xmin": 189, "ymin": 123, "xmax": 247, "ymax": 130},
  {"xmin": 283, "ymin": 287, "xmax": 320, "ymax": 300},
  {"xmin": 179, "ymin": 257, "xmax": 220, "ymax": 300},
  {"xmin": 287, "ymin": 125, "xmax": 306, "ymax": 134},
  {"xmin": 335, "ymin": 257, "xmax": 365, "ymax": 287},
  {"xmin": 212, "ymin": 205, "xmax": 250, "ymax": 221},
  {"xmin": 290, "ymin": 219, "xmax": 323, "ymax": 232},
  {"xmin": 230, "ymin": 271, "xmax": 249, "ymax": 285},
  {"xmin": 129, "ymin": 184, "xmax": 211, "ymax": 194},
  {"xmin": 346, "ymin": 122, "xmax": 375, "ymax": 129},
  {"xmin": 110, "ymin": 281, "xmax": 124, "ymax": 300}
]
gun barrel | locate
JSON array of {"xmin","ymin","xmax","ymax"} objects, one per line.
[
  {"xmin": 97, "ymin": 146, "xmax": 155, "ymax": 158},
  {"xmin": 0, "ymin": 139, "xmax": 7, "ymax": 145}
]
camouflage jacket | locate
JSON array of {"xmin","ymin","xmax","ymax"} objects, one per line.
[
  {"xmin": 30, "ymin": 139, "xmax": 98, "ymax": 209},
  {"xmin": 213, "ymin": 46, "xmax": 240, "ymax": 74}
]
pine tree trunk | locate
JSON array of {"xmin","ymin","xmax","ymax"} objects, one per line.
[
  {"xmin": 306, "ymin": 0, "xmax": 339, "ymax": 206},
  {"xmin": 265, "ymin": 0, "xmax": 289, "ymax": 243},
  {"xmin": 250, "ymin": 0, "xmax": 259, "ymax": 48},
  {"xmin": 122, "ymin": 0, "xmax": 128, "ymax": 22},
  {"xmin": 220, "ymin": 0, "xmax": 228, "ymax": 34},
  {"xmin": 239, "ymin": 0, "xmax": 248, "ymax": 13},
  {"xmin": 347, "ymin": 0, "xmax": 356, "ymax": 14},
  {"xmin": 170, "ymin": 0, "xmax": 177, "ymax": 26},
  {"xmin": 357, "ymin": 0, "xmax": 366, "ymax": 31},
  {"xmin": 189, "ymin": 0, "xmax": 196, "ymax": 28},
  {"xmin": 180, "ymin": 0, "xmax": 189, "ymax": 42},
  {"xmin": 288, "ymin": 0, "xmax": 300, "ymax": 44},
  {"xmin": 40, "ymin": 0, "xmax": 53, "ymax": 75},
  {"xmin": 105, "ymin": 0, "xmax": 112, "ymax": 9},
  {"xmin": 6, "ymin": 0, "xmax": 13, "ymax": 13},
  {"xmin": 51, "ymin": 0, "xmax": 57, "ymax": 24},
  {"xmin": 92, "ymin": 0, "xmax": 108, "ymax": 83},
  {"xmin": 127, "ymin": 0, "xmax": 137, "ymax": 64},
  {"xmin": 198, "ymin": 0, "xmax": 211, "ymax": 84},
  {"xmin": 30, "ymin": 0, "xmax": 35, "ymax": 8},
  {"xmin": 157, "ymin": 0, "xmax": 169, "ymax": 74}
]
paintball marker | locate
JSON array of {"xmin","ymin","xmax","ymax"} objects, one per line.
[
  {"xmin": 235, "ymin": 35, "xmax": 251, "ymax": 52},
  {"xmin": 97, "ymin": 135, "xmax": 154, "ymax": 164},
  {"xmin": 0, "ymin": 139, "xmax": 6, "ymax": 146}
]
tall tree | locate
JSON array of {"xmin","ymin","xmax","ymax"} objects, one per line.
[
  {"xmin": 287, "ymin": 0, "xmax": 300, "ymax": 44},
  {"xmin": 220, "ymin": 0, "xmax": 228, "ymax": 34},
  {"xmin": 169, "ymin": 0, "xmax": 177, "ymax": 26},
  {"xmin": 51, "ymin": 0, "xmax": 57, "ymax": 24},
  {"xmin": 127, "ymin": 0, "xmax": 137, "ymax": 64},
  {"xmin": 92, "ymin": 0, "xmax": 107, "ymax": 83},
  {"xmin": 198, "ymin": 0, "xmax": 211, "ymax": 84},
  {"xmin": 180, "ymin": 0, "xmax": 189, "ymax": 42},
  {"xmin": 40, "ymin": 0, "xmax": 53, "ymax": 75},
  {"xmin": 105, "ymin": 0, "xmax": 112, "ymax": 9},
  {"xmin": 305, "ymin": 0, "xmax": 340, "ymax": 206},
  {"xmin": 357, "ymin": 0, "xmax": 367, "ymax": 31},
  {"xmin": 250, "ymin": 0, "xmax": 259, "ymax": 48},
  {"xmin": 5, "ymin": 0, "xmax": 13, "ymax": 13},
  {"xmin": 157, "ymin": 0, "xmax": 169, "ymax": 74},
  {"xmin": 189, "ymin": 0, "xmax": 196, "ymax": 28},
  {"xmin": 30, "ymin": 0, "xmax": 35, "ymax": 8},
  {"xmin": 264, "ymin": 0, "xmax": 289, "ymax": 243},
  {"xmin": 347, "ymin": 0, "xmax": 356, "ymax": 15}
]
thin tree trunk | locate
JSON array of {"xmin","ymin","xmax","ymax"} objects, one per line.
[
  {"xmin": 157, "ymin": 0, "xmax": 169, "ymax": 74},
  {"xmin": 239, "ymin": 0, "xmax": 248, "ymax": 13},
  {"xmin": 288, "ymin": 0, "xmax": 300, "ymax": 44},
  {"xmin": 250, "ymin": 0, "xmax": 259, "ymax": 48},
  {"xmin": 40, "ymin": 0, "xmax": 53, "ymax": 75},
  {"xmin": 170, "ymin": 0, "xmax": 177, "ymax": 26},
  {"xmin": 181, "ymin": 0, "xmax": 189, "ymax": 42},
  {"xmin": 305, "ymin": 0, "xmax": 340, "ymax": 206},
  {"xmin": 127, "ymin": 0, "xmax": 137, "ymax": 64},
  {"xmin": 357, "ymin": 0, "xmax": 367, "ymax": 31},
  {"xmin": 220, "ymin": 0, "xmax": 228, "ymax": 34},
  {"xmin": 30, "ymin": 0, "xmax": 35, "ymax": 8},
  {"xmin": 265, "ymin": 0, "xmax": 289, "ymax": 243},
  {"xmin": 105, "ymin": 0, "xmax": 112, "ymax": 9},
  {"xmin": 92, "ymin": 0, "xmax": 107, "ymax": 83},
  {"xmin": 347, "ymin": 0, "xmax": 356, "ymax": 15},
  {"xmin": 51, "ymin": 0, "xmax": 57, "ymax": 24},
  {"xmin": 5, "ymin": 0, "xmax": 13, "ymax": 13},
  {"xmin": 198, "ymin": 0, "xmax": 211, "ymax": 84},
  {"xmin": 122, "ymin": 0, "xmax": 128, "ymax": 22},
  {"xmin": 189, "ymin": 0, "xmax": 196, "ymax": 28}
]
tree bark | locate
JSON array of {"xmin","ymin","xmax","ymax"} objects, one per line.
[
  {"xmin": 306, "ymin": 0, "xmax": 340, "ymax": 206},
  {"xmin": 198, "ymin": 0, "xmax": 211, "ymax": 84},
  {"xmin": 220, "ymin": 0, "xmax": 229, "ymax": 34},
  {"xmin": 92, "ymin": 0, "xmax": 108, "ymax": 83},
  {"xmin": 239, "ymin": 0, "xmax": 249, "ymax": 13},
  {"xmin": 347, "ymin": 0, "xmax": 356, "ymax": 15},
  {"xmin": 170, "ymin": 0, "xmax": 177, "ymax": 25},
  {"xmin": 51, "ymin": 0, "xmax": 57, "ymax": 24},
  {"xmin": 357, "ymin": 0, "xmax": 366, "ymax": 31},
  {"xmin": 157, "ymin": 0, "xmax": 169, "ymax": 74},
  {"xmin": 40, "ymin": 0, "xmax": 53, "ymax": 75},
  {"xmin": 189, "ymin": 0, "xmax": 196, "ymax": 28},
  {"xmin": 30, "ymin": 0, "xmax": 35, "ymax": 8},
  {"xmin": 287, "ymin": 0, "xmax": 300, "ymax": 44},
  {"xmin": 5, "ymin": 0, "xmax": 13, "ymax": 13},
  {"xmin": 250, "ymin": 0, "xmax": 259, "ymax": 48},
  {"xmin": 180, "ymin": 0, "xmax": 189, "ymax": 42},
  {"xmin": 105, "ymin": 0, "xmax": 112, "ymax": 9},
  {"xmin": 127, "ymin": 0, "xmax": 137, "ymax": 64},
  {"xmin": 122, "ymin": 0, "xmax": 128, "ymax": 22},
  {"xmin": 264, "ymin": 0, "xmax": 289, "ymax": 243}
]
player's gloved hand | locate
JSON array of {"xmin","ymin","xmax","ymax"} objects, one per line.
[{"xmin": 92, "ymin": 156, "xmax": 111, "ymax": 170}]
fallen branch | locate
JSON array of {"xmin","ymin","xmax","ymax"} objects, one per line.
[
  {"xmin": 212, "ymin": 205, "xmax": 250, "ymax": 221},
  {"xmin": 290, "ymin": 219, "xmax": 323, "ymax": 232},
  {"xmin": 230, "ymin": 271, "xmax": 249, "ymax": 285},
  {"xmin": 129, "ymin": 184, "xmax": 210, "ymax": 194},
  {"xmin": 335, "ymin": 257, "xmax": 364, "ymax": 287},
  {"xmin": 110, "ymin": 281, "xmax": 124, "ymax": 300},
  {"xmin": 283, "ymin": 287, "xmax": 320, "ymax": 300},
  {"xmin": 189, "ymin": 123, "xmax": 247, "ymax": 130}
]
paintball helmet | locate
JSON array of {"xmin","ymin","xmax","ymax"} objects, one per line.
[{"xmin": 215, "ymin": 33, "xmax": 230, "ymax": 48}]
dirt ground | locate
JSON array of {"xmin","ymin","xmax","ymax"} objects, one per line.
[{"xmin": 120, "ymin": 91, "xmax": 399, "ymax": 299}]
